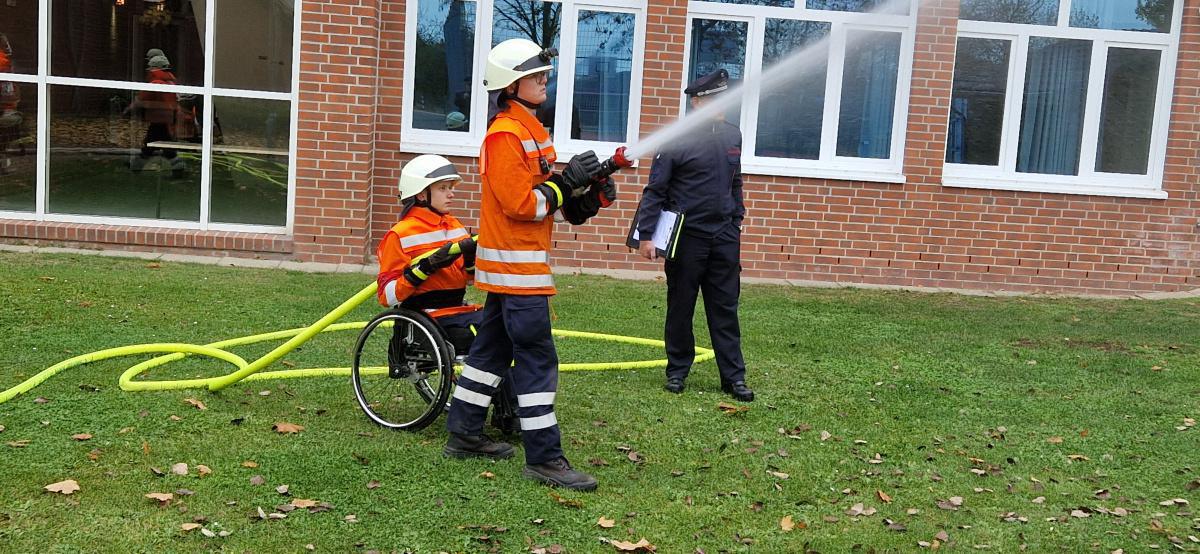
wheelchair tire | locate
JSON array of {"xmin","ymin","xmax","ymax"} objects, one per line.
[{"xmin": 351, "ymin": 308, "xmax": 453, "ymax": 431}]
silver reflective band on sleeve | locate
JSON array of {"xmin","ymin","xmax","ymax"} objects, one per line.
[
  {"xmin": 452, "ymin": 386, "xmax": 493, "ymax": 408},
  {"xmin": 519, "ymin": 412, "xmax": 558, "ymax": 431},
  {"xmin": 383, "ymin": 280, "xmax": 400, "ymax": 307},
  {"xmin": 517, "ymin": 392, "xmax": 556, "ymax": 408},
  {"xmin": 474, "ymin": 270, "xmax": 554, "ymax": 289},
  {"xmin": 537, "ymin": 139, "xmax": 553, "ymax": 151},
  {"xmin": 399, "ymin": 228, "xmax": 469, "ymax": 249},
  {"xmin": 521, "ymin": 139, "xmax": 539, "ymax": 154},
  {"xmin": 461, "ymin": 364, "xmax": 502, "ymax": 388},
  {"xmin": 446, "ymin": 228, "xmax": 469, "ymax": 240},
  {"xmin": 533, "ymin": 188, "xmax": 549, "ymax": 221},
  {"xmin": 477, "ymin": 247, "xmax": 549, "ymax": 265}
]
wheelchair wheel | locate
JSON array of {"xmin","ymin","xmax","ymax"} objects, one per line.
[{"xmin": 351, "ymin": 309, "xmax": 453, "ymax": 431}]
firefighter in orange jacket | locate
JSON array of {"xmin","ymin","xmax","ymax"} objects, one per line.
[
  {"xmin": 376, "ymin": 154, "xmax": 480, "ymax": 354},
  {"xmin": 0, "ymin": 34, "xmax": 22, "ymax": 175},
  {"xmin": 444, "ymin": 38, "xmax": 611, "ymax": 491}
]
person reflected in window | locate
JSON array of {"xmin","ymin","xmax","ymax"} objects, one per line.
[
  {"xmin": 125, "ymin": 54, "xmax": 185, "ymax": 177},
  {"xmin": 0, "ymin": 34, "xmax": 22, "ymax": 176}
]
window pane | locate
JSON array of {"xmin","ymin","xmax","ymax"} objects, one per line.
[
  {"xmin": 806, "ymin": 0, "xmax": 909, "ymax": 15},
  {"xmin": 492, "ymin": 0, "xmax": 561, "ymax": 132},
  {"xmin": 413, "ymin": 0, "xmax": 476, "ymax": 133},
  {"xmin": 52, "ymin": 1, "xmax": 204, "ymax": 86},
  {"xmin": 571, "ymin": 11, "xmax": 634, "ymax": 142},
  {"xmin": 688, "ymin": 18, "xmax": 747, "ymax": 123},
  {"xmin": 209, "ymin": 97, "xmax": 290, "ymax": 226},
  {"xmin": 1070, "ymin": 0, "xmax": 1173, "ymax": 33},
  {"xmin": 0, "ymin": 82, "xmax": 36, "ymax": 212},
  {"xmin": 1016, "ymin": 37, "xmax": 1091, "ymax": 175},
  {"xmin": 48, "ymin": 85, "xmax": 201, "ymax": 220},
  {"xmin": 837, "ymin": 30, "xmax": 901, "ymax": 159},
  {"xmin": 947, "ymin": 37, "xmax": 1010, "ymax": 166},
  {"xmin": 1096, "ymin": 48, "xmax": 1160, "ymax": 175},
  {"xmin": 755, "ymin": 20, "xmax": 830, "ymax": 160},
  {"xmin": 960, "ymin": 0, "xmax": 1059, "ymax": 25},
  {"xmin": 215, "ymin": 0, "xmax": 295, "ymax": 92},
  {"xmin": 0, "ymin": 2, "xmax": 38, "ymax": 75},
  {"xmin": 708, "ymin": 0, "xmax": 793, "ymax": 7}
]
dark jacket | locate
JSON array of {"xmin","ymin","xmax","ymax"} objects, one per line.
[{"xmin": 637, "ymin": 119, "xmax": 745, "ymax": 237}]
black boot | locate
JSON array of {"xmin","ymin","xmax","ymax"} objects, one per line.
[
  {"xmin": 664, "ymin": 377, "xmax": 685, "ymax": 394},
  {"xmin": 522, "ymin": 457, "xmax": 598, "ymax": 491},
  {"xmin": 443, "ymin": 433, "xmax": 515, "ymax": 460},
  {"xmin": 721, "ymin": 380, "xmax": 755, "ymax": 402}
]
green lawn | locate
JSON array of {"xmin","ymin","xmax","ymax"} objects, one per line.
[{"xmin": 1, "ymin": 251, "xmax": 1198, "ymax": 553}]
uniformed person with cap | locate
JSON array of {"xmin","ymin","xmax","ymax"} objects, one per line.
[{"xmin": 635, "ymin": 68, "xmax": 754, "ymax": 402}]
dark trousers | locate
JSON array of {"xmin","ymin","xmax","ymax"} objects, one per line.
[
  {"xmin": 446, "ymin": 293, "xmax": 562, "ymax": 465},
  {"xmin": 141, "ymin": 123, "xmax": 177, "ymax": 159},
  {"xmin": 664, "ymin": 223, "xmax": 746, "ymax": 384}
]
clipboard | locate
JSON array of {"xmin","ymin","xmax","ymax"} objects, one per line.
[{"xmin": 626, "ymin": 207, "xmax": 685, "ymax": 260}]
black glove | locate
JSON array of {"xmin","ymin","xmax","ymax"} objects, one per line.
[
  {"xmin": 594, "ymin": 175, "xmax": 616, "ymax": 208},
  {"xmin": 561, "ymin": 151, "xmax": 601, "ymax": 198},
  {"xmin": 459, "ymin": 235, "xmax": 477, "ymax": 272},
  {"xmin": 403, "ymin": 240, "xmax": 463, "ymax": 285}
]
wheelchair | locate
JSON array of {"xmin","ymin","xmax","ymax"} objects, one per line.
[{"xmin": 350, "ymin": 307, "xmax": 518, "ymax": 433}]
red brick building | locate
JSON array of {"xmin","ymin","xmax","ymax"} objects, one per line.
[{"xmin": 1, "ymin": 0, "xmax": 1197, "ymax": 295}]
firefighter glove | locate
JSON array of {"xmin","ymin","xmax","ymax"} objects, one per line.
[
  {"xmin": 562, "ymin": 150, "xmax": 601, "ymax": 198},
  {"xmin": 403, "ymin": 240, "xmax": 463, "ymax": 285}
]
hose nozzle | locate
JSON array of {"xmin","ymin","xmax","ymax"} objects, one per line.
[{"xmin": 597, "ymin": 146, "xmax": 633, "ymax": 179}]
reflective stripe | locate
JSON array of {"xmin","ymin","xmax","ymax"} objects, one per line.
[
  {"xmin": 409, "ymin": 266, "xmax": 428, "ymax": 281},
  {"xmin": 383, "ymin": 280, "xmax": 400, "ymax": 307},
  {"xmin": 461, "ymin": 364, "xmax": 501, "ymax": 388},
  {"xmin": 452, "ymin": 386, "xmax": 492, "ymax": 408},
  {"xmin": 399, "ymin": 228, "xmax": 468, "ymax": 249},
  {"xmin": 475, "ymin": 270, "xmax": 554, "ymax": 289},
  {"xmin": 537, "ymin": 139, "xmax": 553, "ymax": 151},
  {"xmin": 520, "ymin": 139, "xmax": 539, "ymax": 154},
  {"xmin": 533, "ymin": 188, "xmax": 549, "ymax": 221},
  {"xmin": 517, "ymin": 392, "xmax": 556, "ymax": 408},
  {"xmin": 520, "ymin": 412, "xmax": 558, "ymax": 431},
  {"xmin": 478, "ymin": 247, "xmax": 549, "ymax": 265}
]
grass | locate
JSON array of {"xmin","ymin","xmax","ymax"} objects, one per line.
[{"xmin": 0, "ymin": 250, "xmax": 1198, "ymax": 553}]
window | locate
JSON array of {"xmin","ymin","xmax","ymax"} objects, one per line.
[
  {"xmin": 946, "ymin": 0, "xmax": 1182, "ymax": 198},
  {"xmin": 0, "ymin": 0, "xmax": 298, "ymax": 231},
  {"xmin": 685, "ymin": 1, "xmax": 915, "ymax": 182},
  {"xmin": 402, "ymin": 0, "xmax": 646, "ymax": 157},
  {"xmin": 0, "ymin": 3, "xmax": 39, "ymax": 212}
]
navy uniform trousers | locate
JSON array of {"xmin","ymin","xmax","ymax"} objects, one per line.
[
  {"xmin": 446, "ymin": 293, "xmax": 562, "ymax": 465},
  {"xmin": 664, "ymin": 222, "xmax": 747, "ymax": 385}
]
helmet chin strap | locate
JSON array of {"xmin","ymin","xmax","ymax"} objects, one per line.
[
  {"xmin": 400, "ymin": 192, "xmax": 444, "ymax": 217},
  {"xmin": 512, "ymin": 94, "xmax": 541, "ymax": 111}
]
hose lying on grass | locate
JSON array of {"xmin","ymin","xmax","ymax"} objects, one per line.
[{"xmin": 0, "ymin": 282, "xmax": 714, "ymax": 405}]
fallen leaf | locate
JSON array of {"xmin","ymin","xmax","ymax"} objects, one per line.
[
  {"xmin": 290, "ymin": 499, "xmax": 318, "ymax": 508},
  {"xmin": 71, "ymin": 433, "xmax": 92, "ymax": 441},
  {"xmin": 197, "ymin": 465, "xmax": 211, "ymax": 477},
  {"xmin": 250, "ymin": 475, "xmax": 265, "ymax": 486},
  {"xmin": 1067, "ymin": 454, "xmax": 1090, "ymax": 461},
  {"xmin": 44, "ymin": 479, "xmax": 80, "ymax": 495},
  {"xmin": 149, "ymin": 466, "xmax": 165, "ymax": 477},
  {"xmin": 170, "ymin": 463, "xmax": 188, "ymax": 476},
  {"xmin": 878, "ymin": 490, "xmax": 893, "ymax": 503},
  {"xmin": 950, "ymin": 496, "xmax": 964, "ymax": 506},
  {"xmin": 820, "ymin": 431, "xmax": 832, "ymax": 441},
  {"xmin": 344, "ymin": 514, "xmax": 358, "ymax": 523},
  {"xmin": 549, "ymin": 491, "xmax": 583, "ymax": 508},
  {"xmin": 276, "ymin": 485, "xmax": 290, "ymax": 495},
  {"xmin": 180, "ymin": 523, "xmax": 202, "ymax": 532},
  {"xmin": 768, "ymin": 471, "xmax": 789, "ymax": 480},
  {"xmin": 242, "ymin": 460, "xmax": 258, "ymax": 468},
  {"xmin": 200, "ymin": 528, "xmax": 216, "ymax": 538},
  {"xmin": 145, "ymin": 262, "xmax": 161, "ymax": 269},
  {"xmin": 935, "ymin": 530, "xmax": 950, "ymax": 541},
  {"xmin": 609, "ymin": 538, "xmax": 656, "ymax": 552},
  {"xmin": 1047, "ymin": 436, "xmax": 1064, "ymax": 444},
  {"xmin": 146, "ymin": 492, "xmax": 174, "ymax": 503},
  {"xmin": 1112, "ymin": 507, "xmax": 1129, "ymax": 517},
  {"xmin": 780, "ymin": 515, "xmax": 796, "ymax": 532},
  {"xmin": 1070, "ymin": 509, "xmax": 1090, "ymax": 518},
  {"xmin": 7, "ymin": 440, "xmax": 30, "ymax": 448},
  {"xmin": 184, "ymin": 398, "xmax": 207, "ymax": 411},
  {"xmin": 259, "ymin": 390, "xmax": 271, "ymax": 397},
  {"xmin": 34, "ymin": 397, "xmax": 49, "ymax": 404},
  {"xmin": 175, "ymin": 489, "xmax": 194, "ymax": 496},
  {"xmin": 1032, "ymin": 496, "xmax": 1045, "ymax": 504},
  {"xmin": 168, "ymin": 415, "xmax": 182, "ymax": 421},
  {"xmin": 366, "ymin": 480, "xmax": 381, "ymax": 489},
  {"xmin": 717, "ymin": 402, "xmax": 749, "ymax": 414},
  {"xmin": 87, "ymin": 448, "xmax": 102, "ymax": 461},
  {"xmin": 598, "ymin": 516, "xmax": 616, "ymax": 528},
  {"xmin": 480, "ymin": 471, "xmax": 495, "ymax": 479},
  {"xmin": 273, "ymin": 422, "xmax": 304, "ymax": 434}
]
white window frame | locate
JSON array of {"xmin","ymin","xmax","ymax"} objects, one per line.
[
  {"xmin": 945, "ymin": 0, "xmax": 1185, "ymax": 199},
  {"xmin": 400, "ymin": 0, "xmax": 647, "ymax": 160},
  {"xmin": 685, "ymin": 1, "xmax": 917, "ymax": 183},
  {"xmin": 0, "ymin": 0, "xmax": 301, "ymax": 234}
]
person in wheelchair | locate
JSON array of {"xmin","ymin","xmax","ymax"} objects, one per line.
[{"xmin": 376, "ymin": 155, "xmax": 521, "ymax": 434}]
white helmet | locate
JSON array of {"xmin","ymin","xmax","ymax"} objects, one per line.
[
  {"xmin": 147, "ymin": 55, "xmax": 171, "ymax": 70},
  {"xmin": 398, "ymin": 155, "xmax": 461, "ymax": 201},
  {"xmin": 146, "ymin": 48, "xmax": 165, "ymax": 61},
  {"xmin": 483, "ymin": 38, "xmax": 556, "ymax": 91}
]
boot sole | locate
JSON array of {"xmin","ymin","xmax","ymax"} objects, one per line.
[
  {"xmin": 443, "ymin": 445, "xmax": 515, "ymax": 460},
  {"xmin": 522, "ymin": 467, "xmax": 598, "ymax": 491}
]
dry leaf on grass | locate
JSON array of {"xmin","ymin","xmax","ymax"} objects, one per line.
[
  {"xmin": 7, "ymin": 440, "xmax": 31, "ymax": 448},
  {"xmin": 780, "ymin": 515, "xmax": 803, "ymax": 532},
  {"xmin": 180, "ymin": 523, "xmax": 202, "ymax": 532},
  {"xmin": 184, "ymin": 398, "xmax": 207, "ymax": 411},
  {"xmin": 609, "ymin": 538, "xmax": 656, "ymax": 552},
  {"xmin": 768, "ymin": 470, "xmax": 789, "ymax": 480},
  {"xmin": 44, "ymin": 479, "xmax": 80, "ymax": 495},
  {"xmin": 71, "ymin": 433, "xmax": 92, "ymax": 441},
  {"xmin": 480, "ymin": 471, "xmax": 495, "ymax": 479},
  {"xmin": 366, "ymin": 480, "xmax": 381, "ymax": 489},
  {"xmin": 717, "ymin": 402, "xmax": 749, "ymax": 414},
  {"xmin": 597, "ymin": 516, "xmax": 616, "ymax": 528},
  {"xmin": 273, "ymin": 422, "xmax": 304, "ymax": 434},
  {"xmin": 290, "ymin": 499, "xmax": 318, "ymax": 508},
  {"xmin": 146, "ymin": 492, "xmax": 174, "ymax": 503},
  {"xmin": 249, "ymin": 475, "xmax": 266, "ymax": 486},
  {"xmin": 878, "ymin": 490, "xmax": 893, "ymax": 503},
  {"xmin": 242, "ymin": 460, "xmax": 258, "ymax": 468},
  {"xmin": 170, "ymin": 463, "xmax": 188, "ymax": 476},
  {"xmin": 1047, "ymin": 436, "xmax": 1064, "ymax": 444},
  {"xmin": 197, "ymin": 465, "xmax": 211, "ymax": 477},
  {"xmin": 549, "ymin": 491, "xmax": 583, "ymax": 508},
  {"xmin": 276, "ymin": 485, "xmax": 290, "ymax": 495}
]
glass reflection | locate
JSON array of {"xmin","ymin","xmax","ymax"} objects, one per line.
[
  {"xmin": 0, "ymin": 82, "xmax": 36, "ymax": 212},
  {"xmin": 209, "ymin": 97, "xmax": 290, "ymax": 226},
  {"xmin": 413, "ymin": 0, "xmax": 476, "ymax": 132},
  {"xmin": 52, "ymin": 0, "xmax": 204, "ymax": 86},
  {"xmin": 48, "ymin": 85, "xmax": 201, "ymax": 220}
]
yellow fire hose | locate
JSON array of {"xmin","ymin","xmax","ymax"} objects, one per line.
[{"xmin": 0, "ymin": 282, "xmax": 715, "ymax": 405}]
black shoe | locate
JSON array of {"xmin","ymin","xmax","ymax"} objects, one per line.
[
  {"xmin": 522, "ymin": 457, "xmax": 598, "ymax": 491},
  {"xmin": 443, "ymin": 433, "xmax": 515, "ymax": 460},
  {"xmin": 721, "ymin": 380, "xmax": 755, "ymax": 402},
  {"xmin": 664, "ymin": 377, "xmax": 686, "ymax": 394}
]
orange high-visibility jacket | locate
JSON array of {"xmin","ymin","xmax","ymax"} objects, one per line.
[
  {"xmin": 475, "ymin": 104, "xmax": 559, "ymax": 296},
  {"xmin": 0, "ymin": 52, "xmax": 18, "ymax": 111},
  {"xmin": 376, "ymin": 206, "xmax": 472, "ymax": 308}
]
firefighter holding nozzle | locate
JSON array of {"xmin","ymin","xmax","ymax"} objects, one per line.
[{"xmin": 443, "ymin": 38, "xmax": 616, "ymax": 491}]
